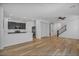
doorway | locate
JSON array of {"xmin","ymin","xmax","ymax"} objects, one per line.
[{"xmin": 32, "ymin": 26, "xmax": 36, "ymax": 39}]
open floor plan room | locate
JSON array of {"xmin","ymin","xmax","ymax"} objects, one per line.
[{"xmin": 0, "ymin": 3, "xmax": 79, "ymax": 56}]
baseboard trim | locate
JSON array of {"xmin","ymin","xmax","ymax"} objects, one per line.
[
  {"xmin": 41, "ymin": 36, "xmax": 50, "ymax": 39},
  {"xmin": 3, "ymin": 41, "xmax": 33, "ymax": 50},
  {"xmin": 59, "ymin": 36, "xmax": 79, "ymax": 40},
  {"xmin": 0, "ymin": 46, "xmax": 4, "ymax": 50}
]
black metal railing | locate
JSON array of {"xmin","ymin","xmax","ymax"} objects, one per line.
[{"xmin": 57, "ymin": 25, "xmax": 67, "ymax": 37}]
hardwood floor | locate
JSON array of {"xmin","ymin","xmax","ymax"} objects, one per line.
[{"xmin": 0, "ymin": 36, "xmax": 79, "ymax": 56}]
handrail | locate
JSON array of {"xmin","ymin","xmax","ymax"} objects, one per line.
[{"xmin": 57, "ymin": 25, "xmax": 67, "ymax": 37}]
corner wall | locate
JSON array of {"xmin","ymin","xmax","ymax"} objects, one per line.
[{"xmin": 59, "ymin": 16, "xmax": 79, "ymax": 39}]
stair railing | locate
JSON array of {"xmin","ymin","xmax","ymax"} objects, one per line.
[{"xmin": 57, "ymin": 25, "xmax": 67, "ymax": 37}]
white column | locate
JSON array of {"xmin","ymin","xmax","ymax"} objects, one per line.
[{"xmin": 36, "ymin": 20, "xmax": 41, "ymax": 39}]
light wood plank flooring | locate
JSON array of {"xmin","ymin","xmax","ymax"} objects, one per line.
[{"xmin": 0, "ymin": 36, "xmax": 79, "ymax": 56}]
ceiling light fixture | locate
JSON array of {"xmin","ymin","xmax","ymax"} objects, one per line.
[{"xmin": 58, "ymin": 17, "xmax": 66, "ymax": 20}]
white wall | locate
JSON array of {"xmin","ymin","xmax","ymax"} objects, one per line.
[
  {"xmin": 40, "ymin": 22, "xmax": 49, "ymax": 37},
  {"xmin": 59, "ymin": 16, "xmax": 79, "ymax": 39},
  {"xmin": 26, "ymin": 20, "xmax": 35, "ymax": 33},
  {"xmin": 52, "ymin": 15, "xmax": 79, "ymax": 39},
  {"xmin": 0, "ymin": 7, "xmax": 4, "ymax": 49},
  {"xmin": 36, "ymin": 20, "xmax": 49, "ymax": 39},
  {"xmin": 1, "ymin": 17, "xmax": 34, "ymax": 48}
]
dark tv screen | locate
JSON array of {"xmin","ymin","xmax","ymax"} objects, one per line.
[{"xmin": 8, "ymin": 22, "xmax": 26, "ymax": 29}]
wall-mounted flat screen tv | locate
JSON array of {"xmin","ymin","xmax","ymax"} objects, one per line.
[{"xmin": 8, "ymin": 22, "xmax": 26, "ymax": 29}]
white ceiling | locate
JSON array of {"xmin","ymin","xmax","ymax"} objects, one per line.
[{"xmin": 0, "ymin": 3, "xmax": 79, "ymax": 22}]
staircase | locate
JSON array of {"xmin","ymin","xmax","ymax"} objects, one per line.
[{"xmin": 57, "ymin": 25, "xmax": 67, "ymax": 37}]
